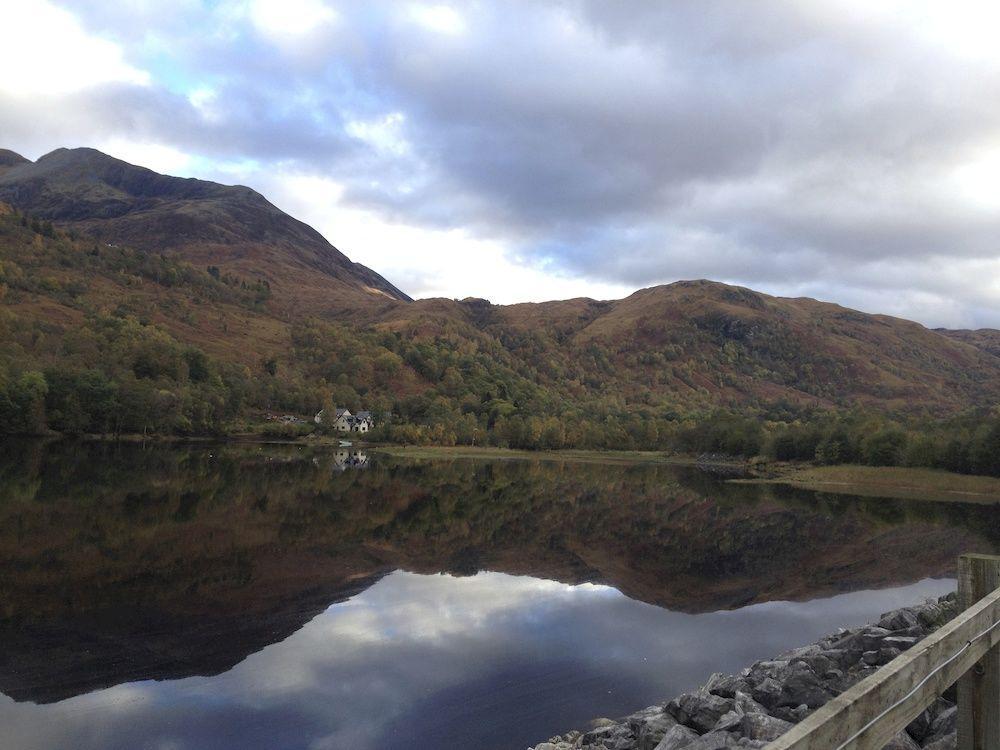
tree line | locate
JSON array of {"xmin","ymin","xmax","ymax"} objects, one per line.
[{"xmin": 1, "ymin": 203, "xmax": 999, "ymax": 477}]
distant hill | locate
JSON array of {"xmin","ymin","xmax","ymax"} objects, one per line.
[
  {"xmin": 0, "ymin": 145, "xmax": 998, "ymax": 445},
  {"xmin": 0, "ymin": 149, "xmax": 28, "ymax": 176},
  {"xmin": 939, "ymin": 328, "xmax": 1000, "ymax": 358},
  {"xmin": 373, "ymin": 281, "xmax": 1000, "ymax": 414},
  {"xmin": 0, "ymin": 147, "xmax": 409, "ymax": 307}
]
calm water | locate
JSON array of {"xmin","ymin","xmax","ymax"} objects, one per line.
[{"xmin": 0, "ymin": 441, "xmax": 997, "ymax": 750}]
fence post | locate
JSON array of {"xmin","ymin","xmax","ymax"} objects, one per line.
[{"xmin": 958, "ymin": 554, "xmax": 1000, "ymax": 750}]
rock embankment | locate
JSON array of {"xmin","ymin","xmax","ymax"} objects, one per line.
[{"xmin": 529, "ymin": 594, "xmax": 960, "ymax": 750}]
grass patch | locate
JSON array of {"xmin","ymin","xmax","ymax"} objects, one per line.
[
  {"xmin": 741, "ymin": 464, "xmax": 1000, "ymax": 504},
  {"xmin": 369, "ymin": 445, "xmax": 716, "ymax": 466}
]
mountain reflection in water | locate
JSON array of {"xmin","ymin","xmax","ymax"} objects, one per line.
[{"xmin": 0, "ymin": 440, "xmax": 996, "ymax": 750}]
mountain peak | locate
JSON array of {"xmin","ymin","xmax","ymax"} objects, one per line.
[
  {"xmin": 0, "ymin": 145, "xmax": 410, "ymax": 305},
  {"xmin": 0, "ymin": 149, "xmax": 29, "ymax": 177}
]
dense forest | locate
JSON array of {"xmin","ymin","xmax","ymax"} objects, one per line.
[{"xmin": 1, "ymin": 202, "xmax": 999, "ymax": 476}]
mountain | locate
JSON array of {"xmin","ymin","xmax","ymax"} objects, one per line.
[
  {"xmin": 0, "ymin": 147, "xmax": 409, "ymax": 306},
  {"xmin": 939, "ymin": 328, "xmax": 1000, "ymax": 358},
  {"xmin": 0, "ymin": 149, "xmax": 29, "ymax": 176},
  {"xmin": 0, "ymin": 145, "xmax": 998, "ymax": 445},
  {"xmin": 376, "ymin": 281, "xmax": 1000, "ymax": 413}
]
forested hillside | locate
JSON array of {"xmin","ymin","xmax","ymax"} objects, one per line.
[{"xmin": 0, "ymin": 147, "xmax": 999, "ymax": 471}]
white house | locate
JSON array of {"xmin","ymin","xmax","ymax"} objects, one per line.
[
  {"xmin": 314, "ymin": 408, "xmax": 375, "ymax": 433},
  {"xmin": 351, "ymin": 411, "xmax": 374, "ymax": 433}
]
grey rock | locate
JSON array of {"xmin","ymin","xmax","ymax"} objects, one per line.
[
  {"xmin": 686, "ymin": 731, "xmax": 742, "ymax": 750},
  {"xmin": 777, "ymin": 663, "xmax": 832, "ymax": 708},
  {"xmin": 878, "ymin": 647, "xmax": 902, "ymax": 665},
  {"xmin": 795, "ymin": 653, "xmax": 837, "ymax": 676},
  {"xmin": 819, "ymin": 648, "xmax": 853, "ymax": 669},
  {"xmin": 777, "ymin": 645, "xmax": 821, "ymax": 661},
  {"xmin": 879, "ymin": 608, "xmax": 921, "ymax": 631},
  {"xmin": 904, "ymin": 706, "xmax": 934, "ymax": 742},
  {"xmin": 750, "ymin": 677, "xmax": 783, "ymax": 709},
  {"xmin": 654, "ymin": 724, "xmax": 699, "ymax": 750},
  {"xmin": 860, "ymin": 626, "xmax": 893, "ymax": 647},
  {"xmin": 917, "ymin": 602, "xmax": 957, "ymax": 629},
  {"xmin": 632, "ymin": 711, "xmax": 678, "ymax": 750},
  {"xmin": 882, "ymin": 636, "xmax": 919, "ymax": 650},
  {"xmin": 582, "ymin": 722, "xmax": 632, "ymax": 748},
  {"xmin": 712, "ymin": 710, "xmax": 745, "ymax": 734},
  {"xmin": 740, "ymin": 712, "xmax": 793, "ymax": 742},
  {"xmin": 925, "ymin": 705, "xmax": 957, "ymax": 745},
  {"xmin": 771, "ymin": 703, "xmax": 811, "ymax": 724},
  {"xmin": 705, "ymin": 673, "xmax": 745, "ymax": 700},
  {"xmin": 922, "ymin": 735, "xmax": 957, "ymax": 750},
  {"xmin": 879, "ymin": 729, "xmax": 920, "ymax": 750},
  {"xmin": 667, "ymin": 692, "xmax": 734, "ymax": 734},
  {"xmin": 732, "ymin": 691, "xmax": 768, "ymax": 716}
]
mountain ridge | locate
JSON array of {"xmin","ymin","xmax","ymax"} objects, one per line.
[
  {"xmin": 0, "ymin": 146, "xmax": 998, "ymax": 446},
  {"xmin": 0, "ymin": 147, "xmax": 410, "ymax": 305}
]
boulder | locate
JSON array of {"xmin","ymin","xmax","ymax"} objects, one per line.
[
  {"xmin": 924, "ymin": 706, "xmax": 958, "ymax": 745},
  {"xmin": 749, "ymin": 678, "xmax": 783, "ymax": 709},
  {"xmin": 740, "ymin": 712, "xmax": 792, "ymax": 742},
  {"xmin": 654, "ymin": 724, "xmax": 699, "ymax": 750},
  {"xmin": 630, "ymin": 710, "xmax": 678, "ymax": 750},
  {"xmin": 705, "ymin": 673, "xmax": 746, "ymax": 700},
  {"xmin": 879, "ymin": 730, "xmax": 920, "ymax": 750},
  {"xmin": 922, "ymin": 735, "xmax": 957, "ymax": 750},
  {"xmin": 582, "ymin": 722, "xmax": 633, "ymax": 748},
  {"xmin": 882, "ymin": 636, "xmax": 919, "ymax": 650},
  {"xmin": 666, "ymin": 692, "xmax": 734, "ymax": 734},
  {"xmin": 878, "ymin": 608, "xmax": 921, "ymax": 631},
  {"xmin": 685, "ymin": 731, "xmax": 742, "ymax": 749},
  {"xmin": 777, "ymin": 663, "xmax": 832, "ymax": 708},
  {"xmin": 917, "ymin": 602, "xmax": 957, "ymax": 629}
]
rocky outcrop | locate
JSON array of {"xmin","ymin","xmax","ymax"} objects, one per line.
[{"xmin": 528, "ymin": 594, "xmax": 960, "ymax": 750}]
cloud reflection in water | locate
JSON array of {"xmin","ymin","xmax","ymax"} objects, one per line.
[{"xmin": 0, "ymin": 570, "xmax": 954, "ymax": 750}]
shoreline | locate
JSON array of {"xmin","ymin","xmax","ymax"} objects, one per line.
[
  {"xmin": 9, "ymin": 435, "xmax": 1000, "ymax": 503},
  {"xmin": 368, "ymin": 445, "xmax": 724, "ymax": 467},
  {"xmin": 739, "ymin": 464, "xmax": 1000, "ymax": 504},
  {"xmin": 528, "ymin": 594, "xmax": 960, "ymax": 750}
]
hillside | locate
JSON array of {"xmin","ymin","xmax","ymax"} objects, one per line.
[
  {"xmin": 0, "ymin": 146, "xmax": 998, "ymax": 453},
  {"xmin": 939, "ymin": 328, "xmax": 1000, "ymax": 358},
  {"xmin": 0, "ymin": 148, "xmax": 409, "ymax": 308},
  {"xmin": 369, "ymin": 282, "xmax": 1000, "ymax": 415}
]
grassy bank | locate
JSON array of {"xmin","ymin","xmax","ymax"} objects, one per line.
[
  {"xmin": 369, "ymin": 445, "xmax": 720, "ymax": 466},
  {"xmin": 741, "ymin": 464, "xmax": 1000, "ymax": 503}
]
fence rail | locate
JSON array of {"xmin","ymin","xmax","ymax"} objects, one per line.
[{"xmin": 765, "ymin": 554, "xmax": 1000, "ymax": 750}]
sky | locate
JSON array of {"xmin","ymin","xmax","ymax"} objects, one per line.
[{"xmin": 2, "ymin": 0, "xmax": 1000, "ymax": 327}]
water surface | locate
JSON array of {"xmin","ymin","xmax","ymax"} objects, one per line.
[{"xmin": 0, "ymin": 440, "xmax": 995, "ymax": 749}]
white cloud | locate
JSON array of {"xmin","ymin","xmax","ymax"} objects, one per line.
[
  {"xmin": 95, "ymin": 138, "xmax": 195, "ymax": 176},
  {"xmin": 0, "ymin": 0, "xmax": 149, "ymax": 97},
  {"xmin": 249, "ymin": 0, "xmax": 338, "ymax": 40},
  {"xmin": 826, "ymin": 0, "xmax": 1000, "ymax": 65},
  {"xmin": 950, "ymin": 146, "xmax": 1000, "ymax": 213},
  {"xmin": 345, "ymin": 113, "xmax": 410, "ymax": 156},
  {"xmin": 265, "ymin": 171, "xmax": 633, "ymax": 302},
  {"xmin": 408, "ymin": 4, "xmax": 466, "ymax": 35}
]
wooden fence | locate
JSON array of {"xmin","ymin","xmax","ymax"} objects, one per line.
[{"xmin": 765, "ymin": 554, "xmax": 1000, "ymax": 750}]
